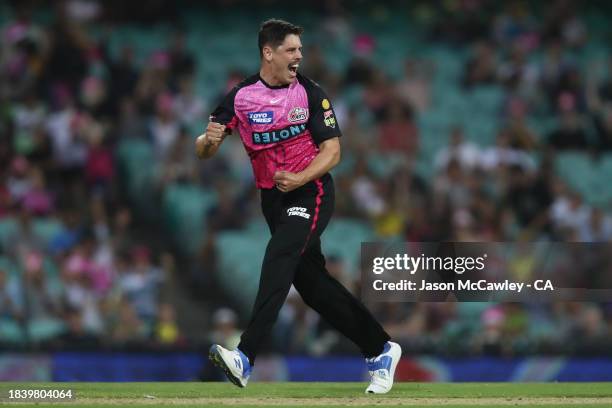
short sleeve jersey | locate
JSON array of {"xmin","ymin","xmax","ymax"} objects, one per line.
[{"xmin": 210, "ymin": 73, "xmax": 341, "ymax": 189}]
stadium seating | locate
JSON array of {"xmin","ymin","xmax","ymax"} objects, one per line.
[
  {"xmin": 321, "ymin": 218, "xmax": 377, "ymax": 278},
  {"xmin": 216, "ymin": 229, "xmax": 267, "ymax": 313},
  {"xmin": 117, "ymin": 138, "xmax": 156, "ymax": 205},
  {"xmin": 163, "ymin": 184, "xmax": 217, "ymax": 254},
  {"xmin": 555, "ymin": 152, "xmax": 612, "ymax": 206}
]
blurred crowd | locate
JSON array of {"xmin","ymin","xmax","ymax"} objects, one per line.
[
  {"xmin": 0, "ymin": 1, "xmax": 187, "ymax": 348},
  {"xmin": 1, "ymin": 0, "xmax": 611, "ymax": 355}
]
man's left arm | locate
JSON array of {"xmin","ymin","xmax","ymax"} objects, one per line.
[
  {"xmin": 274, "ymin": 78, "xmax": 343, "ymax": 192},
  {"xmin": 273, "ymin": 137, "xmax": 340, "ymax": 192}
]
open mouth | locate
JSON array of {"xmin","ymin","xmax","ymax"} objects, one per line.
[{"xmin": 288, "ymin": 63, "xmax": 299, "ymax": 76}]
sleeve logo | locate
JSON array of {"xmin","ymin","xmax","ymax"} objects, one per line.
[
  {"xmin": 323, "ymin": 109, "xmax": 336, "ymax": 128},
  {"xmin": 321, "ymin": 99, "xmax": 331, "ymax": 110},
  {"xmin": 248, "ymin": 111, "xmax": 274, "ymax": 124},
  {"xmin": 288, "ymin": 107, "xmax": 309, "ymax": 123}
]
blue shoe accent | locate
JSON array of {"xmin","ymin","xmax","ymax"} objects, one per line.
[
  {"xmin": 366, "ymin": 355, "xmax": 392, "ymax": 372},
  {"xmin": 366, "ymin": 342, "xmax": 392, "ymax": 371},
  {"xmin": 365, "ymin": 341, "xmax": 402, "ymax": 394},
  {"xmin": 236, "ymin": 348, "xmax": 252, "ymax": 378}
]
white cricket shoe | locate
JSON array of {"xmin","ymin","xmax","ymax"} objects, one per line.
[
  {"xmin": 208, "ymin": 344, "xmax": 252, "ymax": 388},
  {"xmin": 365, "ymin": 341, "xmax": 402, "ymax": 394}
]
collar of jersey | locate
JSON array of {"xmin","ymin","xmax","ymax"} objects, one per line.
[{"xmin": 258, "ymin": 74, "xmax": 290, "ymax": 89}]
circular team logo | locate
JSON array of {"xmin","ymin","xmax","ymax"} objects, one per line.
[
  {"xmin": 321, "ymin": 99, "xmax": 330, "ymax": 110},
  {"xmin": 288, "ymin": 107, "xmax": 309, "ymax": 123}
]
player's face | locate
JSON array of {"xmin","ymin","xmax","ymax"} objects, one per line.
[{"xmin": 270, "ymin": 34, "xmax": 302, "ymax": 85}]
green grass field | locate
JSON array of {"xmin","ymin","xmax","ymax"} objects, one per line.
[{"xmin": 1, "ymin": 382, "xmax": 612, "ymax": 407}]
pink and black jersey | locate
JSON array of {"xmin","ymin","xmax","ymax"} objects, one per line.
[{"xmin": 210, "ymin": 73, "xmax": 341, "ymax": 189}]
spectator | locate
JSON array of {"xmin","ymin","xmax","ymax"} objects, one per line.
[
  {"xmin": 547, "ymin": 94, "xmax": 589, "ymax": 150},
  {"xmin": 434, "ymin": 126, "xmax": 481, "ymax": 171},
  {"xmin": 377, "ymin": 100, "xmax": 419, "ymax": 157},
  {"xmin": 206, "ymin": 184, "xmax": 246, "ymax": 232},
  {"xmin": 504, "ymin": 165, "xmax": 552, "ymax": 232},
  {"xmin": 326, "ymin": 255, "xmax": 352, "ymax": 293},
  {"xmin": 189, "ymin": 234, "xmax": 219, "ymax": 296},
  {"xmin": 578, "ymin": 208, "xmax": 612, "ymax": 242},
  {"xmin": 6, "ymin": 208, "xmax": 45, "ymax": 261},
  {"xmin": 60, "ymin": 252, "xmax": 104, "ymax": 334},
  {"xmin": 6, "ymin": 156, "xmax": 32, "ymax": 203},
  {"xmin": 160, "ymin": 127, "xmax": 197, "ymax": 186},
  {"xmin": 592, "ymin": 104, "xmax": 612, "ymax": 152},
  {"xmin": 155, "ymin": 303, "xmax": 181, "ymax": 345},
  {"xmin": 22, "ymin": 252, "xmax": 63, "ymax": 329},
  {"xmin": 362, "ymin": 69, "xmax": 391, "ymax": 118},
  {"xmin": 21, "ymin": 167, "xmax": 53, "ymax": 216},
  {"xmin": 43, "ymin": 21, "xmax": 89, "ymax": 98},
  {"xmin": 118, "ymin": 245, "xmax": 163, "ymax": 322},
  {"xmin": 110, "ymin": 299, "xmax": 148, "ymax": 343},
  {"xmin": 550, "ymin": 189, "xmax": 590, "ymax": 238},
  {"xmin": 463, "ymin": 41, "xmax": 497, "ymax": 88},
  {"xmin": 168, "ymin": 30, "xmax": 195, "ymax": 81},
  {"xmin": 350, "ymin": 155, "xmax": 386, "ymax": 217},
  {"xmin": 117, "ymin": 97, "xmax": 148, "ymax": 139},
  {"xmin": 480, "ymin": 130, "xmax": 536, "ymax": 171},
  {"xmin": 150, "ymin": 92, "xmax": 180, "ymax": 160},
  {"xmin": 433, "ymin": 159, "xmax": 471, "ymax": 210},
  {"xmin": 397, "ymin": 58, "xmax": 432, "ymax": 113},
  {"xmin": 45, "ymin": 87, "xmax": 88, "ymax": 178},
  {"xmin": 111, "ymin": 206, "xmax": 135, "ymax": 254},
  {"xmin": 208, "ymin": 308, "xmax": 241, "ymax": 350},
  {"xmin": 173, "ymin": 76, "xmax": 206, "ymax": 129},
  {"xmin": 11, "ymin": 90, "xmax": 48, "ymax": 157},
  {"xmin": 301, "ymin": 45, "xmax": 330, "ymax": 85},
  {"xmin": 56, "ymin": 307, "xmax": 100, "ymax": 348},
  {"xmin": 109, "ymin": 46, "xmax": 139, "ymax": 102},
  {"xmin": 0, "ymin": 269, "xmax": 23, "ymax": 321}
]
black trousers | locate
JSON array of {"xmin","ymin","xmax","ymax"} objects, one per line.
[{"xmin": 238, "ymin": 174, "xmax": 390, "ymax": 364}]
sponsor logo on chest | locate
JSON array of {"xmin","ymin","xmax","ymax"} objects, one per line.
[
  {"xmin": 248, "ymin": 111, "xmax": 274, "ymax": 124},
  {"xmin": 252, "ymin": 123, "xmax": 307, "ymax": 145}
]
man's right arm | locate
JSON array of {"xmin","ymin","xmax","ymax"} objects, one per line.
[
  {"xmin": 196, "ymin": 122, "xmax": 227, "ymax": 159},
  {"xmin": 198, "ymin": 81, "xmax": 242, "ymax": 159}
]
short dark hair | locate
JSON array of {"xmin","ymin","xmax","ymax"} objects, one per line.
[{"xmin": 258, "ymin": 19, "xmax": 303, "ymax": 58}]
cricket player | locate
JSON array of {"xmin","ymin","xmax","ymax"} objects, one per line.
[{"xmin": 196, "ymin": 19, "xmax": 401, "ymax": 394}]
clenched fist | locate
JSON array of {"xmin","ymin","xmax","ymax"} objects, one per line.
[
  {"xmin": 205, "ymin": 122, "xmax": 227, "ymax": 146},
  {"xmin": 273, "ymin": 170, "xmax": 305, "ymax": 193},
  {"xmin": 196, "ymin": 122, "xmax": 227, "ymax": 159}
]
